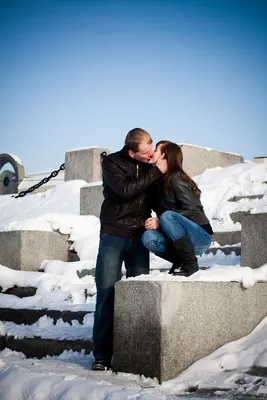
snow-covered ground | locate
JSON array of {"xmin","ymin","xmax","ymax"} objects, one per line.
[{"xmin": 0, "ymin": 161, "xmax": 267, "ymax": 399}]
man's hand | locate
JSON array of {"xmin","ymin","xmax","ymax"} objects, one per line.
[
  {"xmin": 156, "ymin": 154, "xmax": 167, "ymax": 174},
  {"xmin": 145, "ymin": 217, "xmax": 160, "ymax": 230}
]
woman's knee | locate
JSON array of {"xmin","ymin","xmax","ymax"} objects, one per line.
[
  {"xmin": 141, "ymin": 230, "xmax": 162, "ymax": 253},
  {"xmin": 141, "ymin": 230, "xmax": 155, "ymax": 248}
]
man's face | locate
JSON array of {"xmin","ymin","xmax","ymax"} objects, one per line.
[{"xmin": 129, "ymin": 141, "xmax": 154, "ymax": 163}]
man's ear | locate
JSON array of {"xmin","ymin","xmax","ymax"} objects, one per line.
[{"xmin": 128, "ymin": 150, "xmax": 135, "ymax": 159}]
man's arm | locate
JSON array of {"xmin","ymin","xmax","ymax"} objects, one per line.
[{"xmin": 102, "ymin": 157, "xmax": 163, "ymax": 199}]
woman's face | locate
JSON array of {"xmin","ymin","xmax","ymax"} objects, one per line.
[{"xmin": 150, "ymin": 144, "xmax": 163, "ymax": 164}]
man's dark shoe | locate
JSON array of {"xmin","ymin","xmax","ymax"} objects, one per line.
[{"xmin": 92, "ymin": 359, "xmax": 109, "ymax": 371}]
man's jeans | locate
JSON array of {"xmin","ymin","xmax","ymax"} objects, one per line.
[
  {"xmin": 93, "ymin": 232, "xmax": 149, "ymax": 363},
  {"xmin": 142, "ymin": 211, "xmax": 212, "ymax": 256}
]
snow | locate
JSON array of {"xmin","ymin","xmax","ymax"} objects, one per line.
[
  {"xmin": 67, "ymin": 146, "xmax": 99, "ymax": 152},
  {"xmin": 18, "ymin": 170, "xmax": 65, "ymax": 190},
  {"xmin": 0, "ymin": 161, "xmax": 267, "ymax": 399},
  {"xmin": 83, "ymin": 181, "xmax": 102, "ymax": 187}
]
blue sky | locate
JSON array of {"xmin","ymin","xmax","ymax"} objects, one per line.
[{"xmin": 0, "ymin": 0, "xmax": 266, "ymax": 173}]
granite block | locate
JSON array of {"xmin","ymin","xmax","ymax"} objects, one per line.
[{"xmin": 114, "ymin": 280, "xmax": 267, "ymax": 382}]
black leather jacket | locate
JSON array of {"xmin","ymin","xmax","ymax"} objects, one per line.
[
  {"xmin": 150, "ymin": 171, "xmax": 213, "ymax": 234},
  {"xmin": 100, "ymin": 147, "xmax": 163, "ymax": 237}
]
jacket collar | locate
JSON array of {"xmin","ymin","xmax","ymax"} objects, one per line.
[{"xmin": 119, "ymin": 146, "xmax": 139, "ymax": 164}]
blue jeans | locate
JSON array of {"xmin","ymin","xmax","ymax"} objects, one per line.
[
  {"xmin": 142, "ymin": 211, "xmax": 212, "ymax": 257},
  {"xmin": 93, "ymin": 232, "xmax": 149, "ymax": 363}
]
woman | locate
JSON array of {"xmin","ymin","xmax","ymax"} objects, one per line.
[{"xmin": 142, "ymin": 141, "xmax": 213, "ymax": 277}]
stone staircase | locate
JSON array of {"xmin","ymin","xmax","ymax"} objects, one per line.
[{"xmin": 0, "ymin": 286, "xmax": 94, "ymax": 358}]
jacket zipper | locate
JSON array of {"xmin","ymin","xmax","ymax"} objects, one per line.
[{"xmin": 133, "ymin": 164, "xmax": 140, "ymax": 230}]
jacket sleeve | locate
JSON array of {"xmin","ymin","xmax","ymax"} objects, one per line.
[
  {"xmin": 102, "ymin": 157, "xmax": 163, "ymax": 199},
  {"xmin": 170, "ymin": 177, "xmax": 197, "ymax": 220}
]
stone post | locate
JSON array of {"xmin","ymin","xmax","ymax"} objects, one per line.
[{"xmin": 64, "ymin": 147, "xmax": 109, "ymax": 183}]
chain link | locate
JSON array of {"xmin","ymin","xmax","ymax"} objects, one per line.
[
  {"xmin": 15, "ymin": 163, "xmax": 65, "ymax": 198},
  {"xmin": 100, "ymin": 151, "xmax": 107, "ymax": 161}
]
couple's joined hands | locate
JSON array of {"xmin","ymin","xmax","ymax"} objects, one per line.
[{"xmin": 145, "ymin": 217, "xmax": 160, "ymax": 230}]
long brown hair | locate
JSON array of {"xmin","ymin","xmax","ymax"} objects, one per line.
[{"xmin": 156, "ymin": 141, "xmax": 201, "ymax": 198}]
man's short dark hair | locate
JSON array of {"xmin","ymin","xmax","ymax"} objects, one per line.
[{"xmin": 125, "ymin": 128, "xmax": 152, "ymax": 152}]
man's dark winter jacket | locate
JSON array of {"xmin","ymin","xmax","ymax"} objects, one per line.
[
  {"xmin": 100, "ymin": 147, "xmax": 163, "ymax": 238},
  {"xmin": 151, "ymin": 171, "xmax": 213, "ymax": 235}
]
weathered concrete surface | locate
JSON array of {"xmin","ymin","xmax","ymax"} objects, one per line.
[
  {"xmin": 180, "ymin": 145, "xmax": 244, "ymax": 177},
  {"xmin": 80, "ymin": 184, "xmax": 103, "ymax": 217},
  {"xmin": 0, "ymin": 231, "xmax": 70, "ymax": 271},
  {"xmin": 114, "ymin": 280, "xmax": 267, "ymax": 382},
  {"xmin": 241, "ymin": 213, "xmax": 267, "ymax": 269},
  {"xmin": 212, "ymin": 231, "xmax": 241, "ymax": 246},
  {"xmin": 64, "ymin": 147, "xmax": 109, "ymax": 183},
  {"xmin": 230, "ymin": 211, "xmax": 251, "ymax": 224}
]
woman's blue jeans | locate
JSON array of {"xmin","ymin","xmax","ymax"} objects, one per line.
[
  {"xmin": 93, "ymin": 232, "xmax": 149, "ymax": 363},
  {"xmin": 142, "ymin": 210, "xmax": 212, "ymax": 257}
]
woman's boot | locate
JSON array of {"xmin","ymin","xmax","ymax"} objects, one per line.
[
  {"xmin": 155, "ymin": 245, "xmax": 183, "ymax": 274},
  {"xmin": 171, "ymin": 235, "xmax": 199, "ymax": 277}
]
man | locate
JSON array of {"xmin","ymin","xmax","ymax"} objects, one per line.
[{"xmin": 92, "ymin": 128, "xmax": 167, "ymax": 371}]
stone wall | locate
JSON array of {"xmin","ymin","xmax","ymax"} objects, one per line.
[{"xmin": 180, "ymin": 144, "xmax": 244, "ymax": 177}]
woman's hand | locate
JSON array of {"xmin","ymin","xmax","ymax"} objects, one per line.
[
  {"xmin": 155, "ymin": 154, "xmax": 167, "ymax": 173},
  {"xmin": 145, "ymin": 217, "xmax": 160, "ymax": 230}
]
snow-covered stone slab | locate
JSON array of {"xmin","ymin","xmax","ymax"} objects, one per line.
[
  {"xmin": 241, "ymin": 213, "xmax": 267, "ymax": 269},
  {"xmin": 114, "ymin": 280, "xmax": 267, "ymax": 382},
  {"xmin": 0, "ymin": 231, "xmax": 70, "ymax": 271}
]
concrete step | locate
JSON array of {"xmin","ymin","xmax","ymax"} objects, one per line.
[
  {"xmin": 0, "ymin": 286, "xmax": 36, "ymax": 297},
  {"xmin": 212, "ymin": 231, "xmax": 241, "ymax": 246},
  {"xmin": 0, "ymin": 312, "xmax": 94, "ymax": 358},
  {"xmin": 228, "ymin": 194, "xmax": 264, "ymax": 202},
  {"xmin": 0, "ymin": 307, "xmax": 93, "ymax": 325},
  {"xmin": 0, "ymin": 335, "xmax": 92, "ymax": 358},
  {"xmin": 0, "ymin": 285, "xmax": 93, "ymax": 298},
  {"xmin": 205, "ymin": 245, "xmax": 241, "ymax": 256},
  {"xmin": 230, "ymin": 211, "xmax": 251, "ymax": 224}
]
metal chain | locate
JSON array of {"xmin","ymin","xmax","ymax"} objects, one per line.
[
  {"xmin": 15, "ymin": 163, "xmax": 65, "ymax": 198},
  {"xmin": 100, "ymin": 151, "xmax": 107, "ymax": 161}
]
